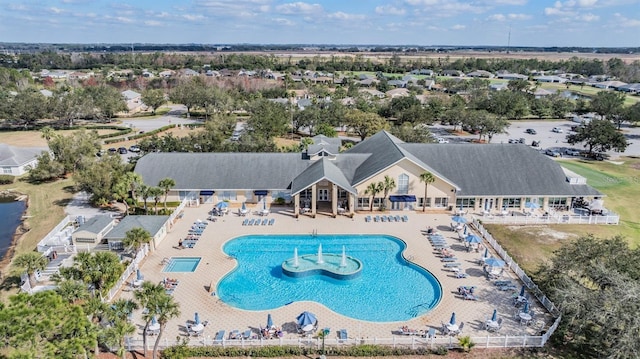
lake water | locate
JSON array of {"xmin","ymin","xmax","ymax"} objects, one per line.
[{"xmin": 0, "ymin": 199, "xmax": 26, "ymax": 261}]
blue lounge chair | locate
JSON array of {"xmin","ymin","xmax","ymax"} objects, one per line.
[
  {"xmin": 381, "ymin": 216, "xmax": 387, "ymax": 222},
  {"xmin": 444, "ymin": 262, "xmax": 462, "ymax": 268},
  {"xmin": 402, "ymin": 215, "xmax": 409, "ymax": 222},
  {"xmin": 248, "ymin": 218, "xmax": 254, "ymax": 225},
  {"xmin": 394, "ymin": 215, "xmax": 400, "ymax": 222},
  {"xmin": 441, "ymin": 257, "xmax": 458, "ymax": 262},
  {"xmin": 242, "ymin": 219, "xmax": 248, "ymax": 226},
  {"xmin": 268, "ymin": 218, "xmax": 275, "ymax": 225},
  {"xmin": 426, "ymin": 328, "xmax": 436, "ymax": 339},
  {"xmin": 365, "ymin": 215, "xmax": 371, "ymax": 223},
  {"xmin": 242, "ymin": 329, "xmax": 253, "ymax": 339},
  {"xmin": 374, "ymin": 215, "xmax": 380, "ymax": 222},
  {"xmin": 338, "ymin": 329, "xmax": 348, "ymax": 341},
  {"xmin": 254, "ymin": 219, "xmax": 261, "ymax": 226},
  {"xmin": 262, "ymin": 219, "xmax": 268, "ymax": 225},
  {"xmin": 215, "ymin": 330, "xmax": 225, "ymax": 343}
]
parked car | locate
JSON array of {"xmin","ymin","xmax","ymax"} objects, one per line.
[
  {"xmin": 118, "ymin": 147, "xmax": 128, "ymax": 154},
  {"xmin": 525, "ymin": 129, "xmax": 537, "ymax": 135},
  {"xmin": 508, "ymin": 139, "xmax": 518, "ymax": 144},
  {"xmin": 565, "ymin": 149, "xmax": 581, "ymax": 156},
  {"xmin": 552, "ymin": 127, "xmax": 564, "ymax": 133},
  {"xmin": 107, "ymin": 147, "xmax": 117, "ymax": 154},
  {"xmin": 129, "ymin": 145, "xmax": 141, "ymax": 153},
  {"xmin": 545, "ymin": 149, "xmax": 561, "ymax": 157},
  {"xmin": 436, "ymin": 137, "xmax": 449, "ymax": 144},
  {"xmin": 531, "ymin": 140, "xmax": 541, "ymax": 147}
]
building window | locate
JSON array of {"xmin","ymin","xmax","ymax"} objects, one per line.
[
  {"xmin": 245, "ymin": 191, "xmax": 253, "ymax": 202},
  {"xmin": 220, "ymin": 191, "xmax": 237, "ymax": 201},
  {"xmin": 418, "ymin": 197, "xmax": 431, "ymax": 208},
  {"xmin": 357, "ymin": 197, "xmax": 370, "ymax": 209},
  {"xmin": 2, "ymin": 167, "xmax": 11, "ymax": 174},
  {"xmin": 455, "ymin": 198, "xmax": 475, "ymax": 208},
  {"xmin": 434, "ymin": 197, "xmax": 448, "ymax": 207},
  {"xmin": 397, "ymin": 173, "xmax": 409, "ymax": 194},
  {"xmin": 503, "ymin": 198, "xmax": 521, "ymax": 208},
  {"xmin": 548, "ymin": 197, "xmax": 567, "ymax": 209}
]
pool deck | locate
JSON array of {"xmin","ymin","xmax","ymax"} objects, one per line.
[{"xmin": 118, "ymin": 205, "xmax": 551, "ymax": 344}]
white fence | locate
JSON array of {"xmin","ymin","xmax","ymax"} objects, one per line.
[
  {"xmin": 124, "ymin": 333, "xmax": 549, "ymax": 352},
  {"xmin": 36, "ymin": 215, "xmax": 75, "ymax": 252},
  {"xmin": 104, "ymin": 244, "xmax": 150, "ymax": 302},
  {"xmin": 474, "ymin": 213, "xmax": 619, "ymax": 225}
]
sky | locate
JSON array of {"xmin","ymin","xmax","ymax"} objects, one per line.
[{"xmin": 1, "ymin": 0, "xmax": 639, "ymax": 47}]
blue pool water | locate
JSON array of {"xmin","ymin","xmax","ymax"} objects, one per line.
[
  {"xmin": 218, "ymin": 234, "xmax": 442, "ymax": 322},
  {"xmin": 163, "ymin": 257, "xmax": 201, "ymax": 272}
]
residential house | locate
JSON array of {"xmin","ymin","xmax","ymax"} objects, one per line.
[
  {"xmin": 358, "ymin": 78, "xmax": 378, "ymax": 87},
  {"xmin": 358, "ymin": 88, "xmax": 385, "ymax": 99},
  {"xmin": 496, "ymin": 72, "xmax": 529, "ymax": 81},
  {"xmin": 68, "ymin": 71, "xmax": 92, "ymax": 80},
  {"xmin": 617, "ymin": 83, "xmax": 640, "ymax": 93},
  {"xmin": 466, "ymin": 70, "xmax": 495, "ymax": 78},
  {"xmin": 134, "ymin": 131, "xmax": 602, "ymax": 218},
  {"xmin": 39, "ymin": 89, "xmax": 53, "ymax": 97},
  {"xmin": 122, "ymin": 90, "xmax": 143, "ymax": 112},
  {"xmin": 0, "ymin": 144, "xmax": 49, "ymax": 176},
  {"xmin": 142, "ymin": 70, "xmax": 154, "ymax": 78},
  {"xmin": 103, "ymin": 215, "xmax": 170, "ymax": 250},
  {"xmin": 489, "ymin": 83, "xmax": 508, "ymax": 91},
  {"xmin": 593, "ymin": 81, "xmax": 627, "ymax": 90},
  {"xmin": 387, "ymin": 80, "xmax": 407, "ymax": 88},
  {"xmin": 441, "ymin": 70, "xmax": 464, "ymax": 77},
  {"xmin": 533, "ymin": 75, "xmax": 567, "ymax": 83},
  {"xmin": 385, "ymin": 88, "xmax": 410, "ymax": 98},
  {"xmin": 159, "ymin": 70, "xmax": 175, "ymax": 78},
  {"xmin": 533, "ymin": 88, "xmax": 555, "ymax": 98},
  {"xmin": 180, "ymin": 68, "xmax": 199, "ymax": 77},
  {"xmin": 410, "ymin": 69, "xmax": 434, "ymax": 76},
  {"xmin": 71, "ymin": 215, "xmax": 117, "ymax": 245}
]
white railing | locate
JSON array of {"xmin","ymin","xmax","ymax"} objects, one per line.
[
  {"xmin": 104, "ymin": 244, "xmax": 150, "ymax": 302},
  {"xmin": 169, "ymin": 198, "xmax": 189, "ymax": 224},
  {"xmin": 124, "ymin": 333, "xmax": 550, "ymax": 352},
  {"xmin": 36, "ymin": 215, "xmax": 75, "ymax": 252},
  {"xmin": 474, "ymin": 213, "xmax": 619, "ymax": 225}
]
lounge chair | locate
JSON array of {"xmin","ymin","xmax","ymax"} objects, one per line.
[
  {"xmin": 463, "ymin": 293, "xmax": 478, "ymax": 301},
  {"xmin": 441, "ymin": 257, "xmax": 458, "ymax": 262},
  {"xmin": 365, "ymin": 215, "xmax": 371, "ymax": 223},
  {"xmin": 229, "ymin": 330, "xmax": 240, "ymax": 340},
  {"xmin": 443, "ymin": 262, "xmax": 461, "ymax": 268},
  {"xmin": 248, "ymin": 218, "xmax": 255, "ymax": 225},
  {"xmin": 374, "ymin": 215, "xmax": 380, "ymax": 222},
  {"xmin": 268, "ymin": 218, "xmax": 275, "ymax": 225},
  {"xmin": 262, "ymin": 219, "xmax": 268, "ymax": 225},
  {"xmin": 426, "ymin": 328, "xmax": 436, "ymax": 339},
  {"xmin": 242, "ymin": 219, "xmax": 248, "ymax": 226},
  {"xmin": 380, "ymin": 216, "xmax": 387, "ymax": 222},
  {"xmin": 215, "ymin": 330, "xmax": 226, "ymax": 343},
  {"xmin": 394, "ymin": 215, "xmax": 400, "ymax": 222},
  {"xmin": 254, "ymin": 219, "xmax": 260, "ymax": 226},
  {"xmin": 455, "ymin": 272, "xmax": 468, "ymax": 279},
  {"xmin": 387, "ymin": 215, "xmax": 394, "ymax": 222},
  {"xmin": 402, "ymin": 215, "xmax": 409, "ymax": 222},
  {"xmin": 338, "ymin": 328, "xmax": 348, "ymax": 341}
]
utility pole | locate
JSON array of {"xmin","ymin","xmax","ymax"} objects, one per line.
[{"xmin": 507, "ymin": 25, "xmax": 512, "ymax": 54}]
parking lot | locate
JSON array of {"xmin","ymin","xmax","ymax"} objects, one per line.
[{"xmin": 434, "ymin": 120, "xmax": 640, "ymax": 160}]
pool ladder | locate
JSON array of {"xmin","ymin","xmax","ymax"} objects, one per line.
[{"xmin": 311, "ymin": 229, "xmax": 318, "ymax": 237}]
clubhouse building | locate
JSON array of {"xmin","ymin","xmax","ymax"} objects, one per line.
[{"xmin": 134, "ymin": 131, "xmax": 602, "ymax": 217}]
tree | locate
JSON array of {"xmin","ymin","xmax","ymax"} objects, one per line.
[
  {"xmin": 381, "ymin": 175, "xmax": 396, "ymax": 209},
  {"xmin": 134, "ymin": 282, "xmax": 166, "ymax": 357},
  {"xmin": 75, "ymin": 153, "xmax": 127, "ymax": 204},
  {"xmin": 13, "ymin": 252, "xmax": 48, "ymax": 288},
  {"xmin": 247, "ymin": 99, "xmax": 289, "ymax": 139},
  {"xmin": 344, "ymin": 109, "xmax": 389, "ymax": 140},
  {"xmin": 536, "ymin": 235, "xmax": 640, "ymax": 359},
  {"xmin": 567, "ymin": 119, "xmax": 628, "ymax": 155},
  {"xmin": 390, "ymin": 122, "xmax": 433, "ymax": 143},
  {"xmin": 141, "ymin": 89, "xmax": 166, "ymax": 115},
  {"xmin": 123, "ymin": 227, "xmax": 152, "ymax": 254},
  {"xmin": 138, "ymin": 184, "xmax": 151, "ymax": 214},
  {"xmin": 364, "ymin": 182, "xmax": 382, "ymax": 212},
  {"xmin": 151, "ymin": 293, "xmax": 181, "ymax": 359},
  {"xmin": 84, "ymin": 85, "xmax": 127, "ymax": 120},
  {"xmin": 56, "ymin": 251, "xmax": 124, "ymax": 296},
  {"xmin": 169, "ymin": 77, "xmax": 207, "ymax": 117},
  {"xmin": 590, "ymin": 91, "xmax": 625, "ymax": 125},
  {"xmin": 419, "ymin": 171, "xmax": 436, "ymax": 212},
  {"xmin": 7, "ymin": 88, "xmax": 48, "ymax": 127},
  {"xmin": 27, "ymin": 151, "xmax": 65, "ymax": 182},
  {"xmin": 56, "ymin": 280, "xmax": 90, "ymax": 304},
  {"xmin": 149, "ymin": 186, "xmax": 164, "ymax": 214},
  {"xmin": 99, "ymin": 318, "xmax": 136, "ymax": 359},
  {"xmin": 47, "ymin": 128, "xmax": 101, "ymax": 174},
  {"xmin": 158, "ymin": 177, "xmax": 176, "ymax": 210}
]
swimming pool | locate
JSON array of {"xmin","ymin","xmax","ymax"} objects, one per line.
[
  {"xmin": 218, "ymin": 234, "xmax": 442, "ymax": 322},
  {"xmin": 163, "ymin": 257, "xmax": 201, "ymax": 272}
]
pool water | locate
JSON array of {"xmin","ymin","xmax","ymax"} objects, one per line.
[
  {"xmin": 163, "ymin": 257, "xmax": 201, "ymax": 272},
  {"xmin": 218, "ymin": 234, "xmax": 442, "ymax": 322}
]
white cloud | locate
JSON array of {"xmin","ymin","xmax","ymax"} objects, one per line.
[
  {"xmin": 577, "ymin": 0, "xmax": 598, "ymax": 6},
  {"xmin": 488, "ymin": 14, "xmax": 506, "ymax": 21},
  {"xmin": 49, "ymin": 7, "xmax": 64, "ymax": 14},
  {"xmin": 507, "ymin": 13, "xmax": 532, "ymax": 20},
  {"xmin": 275, "ymin": 2, "xmax": 323, "ymax": 14},
  {"xmin": 579, "ymin": 13, "xmax": 599, "ymax": 21},
  {"xmin": 375, "ymin": 5, "xmax": 406, "ymax": 16},
  {"xmin": 451, "ymin": 24, "xmax": 466, "ymax": 30},
  {"xmin": 327, "ymin": 11, "xmax": 366, "ymax": 21},
  {"xmin": 481, "ymin": 0, "xmax": 528, "ymax": 4},
  {"xmin": 273, "ymin": 18, "xmax": 295, "ymax": 26},
  {"xmin": 613, "ymin": 13, "xmax": 640, "ymax": 27},
  {"xmin": 183, "ymin": 14, "xmax": 206, "ymax": 21},
  {"xmin": 144, "ymin": 20, "xmax": 162, "ymax": 27}
]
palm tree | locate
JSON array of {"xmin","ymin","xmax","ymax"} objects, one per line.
[
  {"xmin": 125, "ymin": 172, "xmax": 143, "ymax": 212},
  {"xmin": 134, "ymin": 282, "xmax": 165, "ymax": 357},
  {"xmin": 40, "ymin": 126, "xmax": 55, "ymax": 142},
  {"xmin": 158, "ymin": 177, "xmax": 176, "ymax": 211},
  {"xmin": 381, "ymin": 175, "xmax": 396, "ymax": 209},
  {"xmin": 138, "ymin": 184, "xmax": 150, "ymax": 214},
  {"xmin": 149, "ymin": 186, "xmax": 164, "ymax": 214},
  {"xmin": 151, "ymin": 294, "xmax": 181, "ymax": 359},
  {"xmin": 364, "ymin": 182, "xmax": 382, "ymax": 212},
  {"xmin": 100, "ymin": 318, "xmax": 136, "ymax": 359},
  {"xmin": 123, "ymin": 227, "xmax": 152, "ymax": 255},
  {"xmin": 13, "ymin": 252, "xmax": 48, "ymax": 289},
  {"xmin": 56, "ymin": 280, "xmax": 89, "ymax": 304},
  {"xmin": 419, "ymin": 171, "xmax": 436, "ymax": 212}
]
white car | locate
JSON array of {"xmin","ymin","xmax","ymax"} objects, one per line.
[
  {"xmin": 436, "ymin": 137, "xmax": 449, "ymax": 144},
  {"xmin": 565, "ymin": 149, "xmax": 581, "ymax": 156},
  {"xmin": 552, "ymin": 127, "xmax": 564, "ymax": 133}
]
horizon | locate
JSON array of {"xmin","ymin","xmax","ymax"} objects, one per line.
[{"xmin": 0, "ymin": 1, "xmax": 639, "ymax": 47}]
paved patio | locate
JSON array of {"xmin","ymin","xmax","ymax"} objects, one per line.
[{"xmin": 116, "ymin": 205, "xmax": 551, "ymax": 345}]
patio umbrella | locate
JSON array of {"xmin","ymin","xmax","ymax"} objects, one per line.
[
  {"xmin": 136, "ymin": 269, "xmax": 143, "ymax": 281},
  {"xmin": 195, "ymin": 312, "xmax": 200, "ymax": 325},
  {"xmin": 523, "ymin": 302, "xmax": 530, "ymax": 314},
  {"xmin": 449, "ymin": 312, "xmax": 456, "ymax": 325},
  {"xmin": 263, "ymin": 198, "xmax": 267, "ymax": 211},
  {"xmin": 296, "ymin": 311, "xmax": 317, "ymax": 327},
  {"xmin": 216, "ymin": 201, "xmax": 228, "ymax": 209},
  {"xmin": 463, "ymin": 225, "xmax": 467, "ymax": 235},
  {"xmin": 451, "ymin": 216, "xmax": 467, "ymax": 223},
  {"xmin": 241, "ymin": 202, "xmax": 246, "ymax": 212},
  {"xmin": 483, "ymin": 248, "xmax": 489, "ymax": 258},
  {"xmin": 524, "ymin": 202, "xmax": 540, "ymax": 209},
  {"xmin": 465, "ymin": 234, "xmax": 481, "ymax": 244},
  {"xmin": 151, "ymin": 316, "xmax": 157, "ymax": 325},
  {"xmin": 519, "ymin": 285, "xmax": 526, "ymax": 297},
  {"xmin": 267, "ymin": 313, "xmax": 274, "ymax": 328},
  {"xmin": 484, "ymin": 257, "xmax": 506, "ymax": 268},
  {"xmin": 491, "ymin": 309, "xmax": 497, "ymax": 322}
]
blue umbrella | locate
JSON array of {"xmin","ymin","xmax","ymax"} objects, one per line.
[
  {"xmin": 296, "ymin": 311, "xmax": 317, "ymax": 327},
  {"xmin": 484, "ymin": 257, "xmax": 506, "ymax": 268},
  {"xmin": 465, "ymin": 234, "xmax": 481, "ymax": 244},
  {"xmin": 241, "ymin": 202, "xmax": 246, "ymax": 211},
  {"xmin": 452, "ymin": 216, "xmax": 467, "ymax": 223},
  {"xmin": 195, "ymin": 312, "xmax": 200, "ymax": 325},
  {"xmin": 151, "ymin": 316, "xmax": 157, "ymax": 325},
  {"xmin": 463, "ymin": 225, "xmax": 467, "ymax": 235},
  {"xmin": 263, "ymin": 198, "xmax": 267, "ymax": 211},
  {"xmin": 491, "ymin": 309, "xmax": 497, "ymax": 322},
  {"xmin": 523, "ymin": 302, "xmax": 530, "ymax": 314},
  {"xmin": 524, "ymin": 202, "xmax": 540, "ymax": 209},
  {"xmin": 519, "ymin": 285, "xmax": 526, "ymax": 297},
  {"xmin": 216, "ymin": 201, "xmax": 228, "ymax": 209},
  {"xmin": 483, "ymin": 248, "xmax": 489, "ymax": 258},
  {"xmin": 267, "ymin": 313, "xmax": 273, "ymax": 328},
  {"xmin": 136, "ymin": 269, "xmax": 143, "ymax": 280},
  {"xmin": 449, "ymin": 312, "xmax": 456, "ymax": 325}
]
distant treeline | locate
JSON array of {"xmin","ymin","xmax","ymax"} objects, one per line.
[{"xmin": 1, "ymin": 49, "xmax": 639, "ymax": 83}]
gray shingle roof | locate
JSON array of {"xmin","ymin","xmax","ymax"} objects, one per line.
[
  {"xmin": 0, "ymin": 144, "xmax": 48, "ymax": 166},
  {"xmin": 135, "ymin": 153, "xmax": 308, "ymax": 190},
  {"xmin": 291, "ymin": 158, "xmax": 357, "ymax": 195},
  {"xmin": 400, "ymin": 143, "xmax": 601, "ymax": 197},
  {"xmin": 75, "ymin": 215, "xmax": 114, "ymax": 234},
  {"xmin": 104, "ymin": 215, "xmax": 169, "ymax": 240}
]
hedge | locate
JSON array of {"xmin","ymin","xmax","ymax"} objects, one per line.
[
  {"xmin": 0, "ymin": 175, "xmax": 15, "ymax": 185},
  {"xmin": 104, "ymin": 123, "xmax": 205, "ymax": 144}
]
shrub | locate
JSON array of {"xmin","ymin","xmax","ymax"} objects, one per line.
[
  {"xmin": 0, "ymin": 175, "xmax": 15, "ymax": 184},
  {"xmin": 274, "ymin": 197, "xmax": 285, "ymax": 205}
]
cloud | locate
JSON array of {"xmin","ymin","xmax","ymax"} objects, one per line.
[
  {"xmin": 488, "ymin": 14, "xmax": 506, "ymax": 21},
  {"xmin": 144, "ymin": 20, "xmax": 162, "ymax": 27},
  {"xmin": 480, "ymin": 0, "xmax": 528, "ymax": 4},
  {"xmin": 488, "ymin": 13, "xmax": 532, "ymax": 21},
  {"xmin": 275, "ymin": 2, "xmax": 323, "ymax": 14},
  {"xmin": 451, "ymin": 24, "xmax": 466, "ymax": 30},
  {"xmin": 613, "ymin": 13, "xmax": 640, "ymax": 27},
  {"xmin": 579, "ymin": 13, "xmax": 599, "ymax": 21},
  {"xmin": 375, "ymin": 5, "xmax": 406, "ymax": 16},
  {"xmin": 273, "ymin": 18, "xmax": 295, "ymax": 26},
  {"xmin": 327, "ymin": 11, "xmax": 366, "ymax": 21},
  {"xmin": 182, "ymin": 14, "xmax": 206, "ymax": 21}
]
